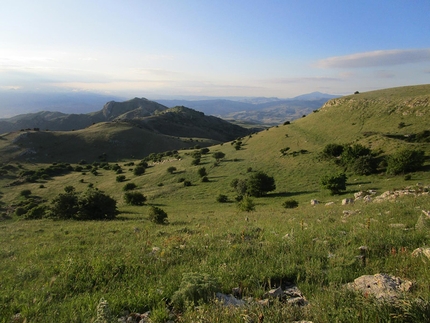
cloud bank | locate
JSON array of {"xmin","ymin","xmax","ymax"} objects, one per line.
[{"xmin": 317, "ymin": 49, "xmax": 430, "ymax": 68}]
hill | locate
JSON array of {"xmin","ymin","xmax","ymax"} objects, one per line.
[{"xmin": 0, "ymin": 100, "xmax": 251, "ymax": 163}]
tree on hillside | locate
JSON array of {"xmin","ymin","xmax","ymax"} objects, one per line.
[
  {"xmin": 213, "ymin": 152, "xmax": 225, "ymax": 162},
  {"xmin": 197, "ymin": 167, "xmax": 207, "ymax": 177},
  {"xmin": 386, "ymin": 149, "xmax": 425, "ymax": 175},
  {"xmin": 167, "ymin": 166, "xmax": 177, "ymax": 174},
  {"xmin": 321, "ymin": 173, "xmax": 347, "ymax": 195},
  {"xmin": 246, "ymin": 171, "xmax": 276, "ymax": 197}
]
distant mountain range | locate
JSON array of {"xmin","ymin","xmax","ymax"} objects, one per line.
[
  {"xmin": 0, "ymin": 90, "xmax": 339, "ymax": 126},
  {"xmin": 156, "ymin": 92, "xmax": 339, "ymax": 125}
]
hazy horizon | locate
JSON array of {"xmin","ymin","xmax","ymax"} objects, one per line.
[{"xmin": 1, "ymin": 1, "xmax": 430, "ymax": 101}]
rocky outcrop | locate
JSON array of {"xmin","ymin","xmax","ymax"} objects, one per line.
[{"xmin": 347, "ymin": 273, "xmax": 414, "ymax": 301}]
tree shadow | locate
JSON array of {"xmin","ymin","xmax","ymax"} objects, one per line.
[{"xmin": 267, "ymin": 190, "xmax": 319, "ymax": 198}]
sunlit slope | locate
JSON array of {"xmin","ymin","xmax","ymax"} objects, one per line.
[{"xmin": 0, "ymin": 122, "xmax": 216, "ymax": 163}]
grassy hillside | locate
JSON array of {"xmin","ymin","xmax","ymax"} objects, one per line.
[{"xmin": 0, "ymin": 84, "xmax": 430, "ymax": 322}]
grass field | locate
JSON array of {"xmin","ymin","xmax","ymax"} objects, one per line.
[{"xmin": 1, "ymin": 84, "xmax": 430, "ymax": 322}]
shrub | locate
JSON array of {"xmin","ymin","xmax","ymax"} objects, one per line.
[
  {"xmin": 351, "ymin": 155, "xmax": 377, "ymax": 175},
  {"xmin": 322, "ymin": 143, "xmax": 344, "ymax": 158},
  {"xmin": 197, "ymin": 167, "xmax": 207, "ymax": 177},
  {"xmin": 20, "ymin": 189, "xmax": 32, "ymax": 198},
  {"xmin": 201, "ymin": 176, "xmax": 209, "ymax": 182},
  {"xmin": 321, "ymin": 173, "xmax": 347, "ymax": 195},
  {"xmin": 133, "ymin": 165, "xmax": 146, "ymax": 176},
  {"xmin": 191, "ymin": 158, "xmax": 200, "ymax": 166},
  {"xmin": 76, "ymin": 189, "xmax": 118, "ymax": 220},
  {"xmin": 386, "ymin": 149, "xmax": 425, "ymax": 175},
  {"xmin": 15, "ymin": 207, "xmax": 26, "ymax": 216},
  {"xmin": 24, "ymin": 205, "xmax": 47, "ymax": 219},
  {"xmin": 212, "ymin": 152, "xmax": 225, "ymax": 161},
  {"xmin": 200, "ymin": 147, "xmax": 210, "ymax": 154},
  {"xmin": 167, "ymin": 166, "xmax": 177, "ymax": 174},
  {"xmin": 49, "ymin": 188, "xmax": 79, "ymax": 219},
  {"xmin": 116, "ymin": 175, "xmax": 126, "ymax": 182},
  {"xmin": 183, "ymin": 180, "xmax": 191, "ymax": 187},
  {"xmin": 246, "ymin": 171, "xmax": 276, "ymax": 197},
  {"xmin": 148, "ymin": 206, "xmax": 168, "ymax": 224},
  {"xmin": 216, "ymin": 194, "xmax": 228, "ymax": 203},
  {"xmin": 283, "ymin": 199, "xmax": 299, "ymax": 208},
  {"xmin": 123, "ymin": 183, "xmax": 137, "ymax": 191},
  {"xmin": 171, "ymin": 272, "xmax": 220, "ymax": 310},
  {"xmin": 124, "ymin": 192, "xmax": 146, "ymax": 206},
  {"xmin": 237, "ymin": 195, "xmax": 255, "ymax": 212}
]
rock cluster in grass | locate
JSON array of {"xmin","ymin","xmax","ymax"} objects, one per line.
[
  {"xmin": 216, "ymin": 282, "xmax": 308, "ymax": 308},
  {"xmin": 411, "ymin": 247, "xmax": 430, "ymax": 259},
  {"xmin": 347, "ymin": 273, "xmax": 414, "ymax": 302}
]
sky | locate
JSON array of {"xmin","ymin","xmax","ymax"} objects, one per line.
[{"xmin": 1, "ymin": 0, "xmax": 430, "ymax": 99}]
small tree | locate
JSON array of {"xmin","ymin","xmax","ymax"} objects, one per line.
[
  {"xmin": 213, "ymin": 152, "xmax": 225, "ymax": 162},
  {"xmin": 76, "ymin": 189, "xmax": 118, "ymax": 220},
  {"xmin": 133, "ymin": 165, "xmax": 146, "ymax": 176},
  {"xmin": 124, "ymin": 192, "xmax": 146, "ymax": 206},
  {"xmin": 50, "ymin": 187, "xmax": 79, "ymax": 219},
  {"xmin": 321, "ymin": 173, "xmax": 347, "ymax": 195},
  {"xmin": 246, "ymin": 171, "xmax": 276, "ymax": 197},
  {"xmin": 148, "ymin": 206, "xmax": 168, "ymax": 224},
  {"xmin": 191, "ymin": 158, "xmax": 200, "ymax": 166},
  {"xmin": 386, "ymin": 149, "xmax": 425, "ymax": 175}
]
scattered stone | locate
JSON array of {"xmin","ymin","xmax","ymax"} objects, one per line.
[
  {"xmin": 411, "ymin": 247, "xmax": 430, "ymax": 259},
  {"xmin": 268, "ymin": 286, "xmax": 283, "ymax": 298},
  {"xmin": 415, "ymin": 214, "xmax": 430, "ymax": 231},
  {"xmin": 347, "ymin": 273, "xmax": 414, "ymax": 301},
  {"xmin": 325, "ymin": 202, "xmax": 334, "ymax": 206},
  {"xmin": 216, "ymin": 292, "xmax": 245, "ymax": 306},
  {"xmin": 310, "ymin": 199, "xmax": 319, "ymax": 205},
  {"xmin": 342, "ymin": 198, "xmax": 354, "ymax": 205},
  {"xmin": 342, "ymin": 210, "xmax": 360, "ymax": 216}
]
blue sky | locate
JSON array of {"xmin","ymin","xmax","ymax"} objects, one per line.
[{"xmin": 1, "ymin": 0, "xmax": 430, "ymax": 98}]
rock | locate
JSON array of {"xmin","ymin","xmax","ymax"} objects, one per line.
[
  {"xmin": 342, "ymin": 210, "xmax": 360, "ymax": 216},
  {"xmin": 267, "ymin": 286, "xmax": 283, "ymax": 298},
  {"xmin": 310, "ymin": 199, "xmax": 319, "ymax": 205},
  {"xmin": 215, "ymin": 292, "xmax": 245, "ymax": 306},
  {"xmin": 411, "ymin": 247, "xmax": 430, "ymax": 259},
  {"xmin": 325, "ymin": 202, "xmax": 334, "ymax": 206},
  {"xmin": 347, "ymin": 273, "xmax": 414, "ymax": 301},
  {"xmin": 342, "ymin": 198, "xmax": 354, "ymax": 205},
  {"xmin": 354, "ymin": 191, "xmax": 364, "ymax": 199}
]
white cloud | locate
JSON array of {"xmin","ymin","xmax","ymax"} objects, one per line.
[{"xmin": 316, "ymin": 49, "xmax": 430, "ymax": 68}]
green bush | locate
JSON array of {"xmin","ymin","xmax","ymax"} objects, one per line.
[
  {"xmin": 24, "ymin": 205, "xmax": 47, "ymax": 219},
  {"xmin": 148, "ymin": 206, "xmax": 168, "ymax": 224},
  {"xmin": 191, "ymin": 158, "xmax": 200, "ymax": 166},
  {"xmin": 216, "ymin": 194, "xmax": 228, "ymax": 203},
  {"xmin": 183, "ymin": 180, "xmax": 192, "ymax": 187},
  {"xmin": 124, "ymin": 192, "xmax": 146, "ymax": 206},
  {"xmin": 282, "ymin": 199, "xmax": 299, "ymax": 208},
  {"xmin": 123, "ymin": 183, "xmax": 137, "ymax": 191},
  {"xmin": 76, "ymin": 189, "xmax": 118, "ymax": 220},
  {"xmin": 201, "ymin": 176, "xmax": 209, "ymax": 182},
  {"xmin": 386, "ymin": 149, "xmax": 425, "ymax": 175},
  {"xmin": 133, "ymin": 165, "xmax": 146, "ymax": 176},
  {"xmin": 171, "ymin": 272, "xmax": 220, "ymax": 310},
  {"xmin": 212, "ymin": 152, "xmax": 225, "ymax": 161},
  {"xmin": 167, "ymin": 166, "xmax": 177, "ymax": 174},
  {"xmin": 237, "ymin": 195, "xmax": 255, "ymax": 212},
  {"xmin": 116, "ymin": 175, "xmax": 126, "ymax": 182},
  {"xmin": 351, "ymin": 155, "xmax": 377, "ymax": 175},
  {"xmin": 322, "ymin": 143, "xmax": 344, "ymax": 158},
  {"xmin": 197, "ymin": 167, "xmax": 207, "ymax": 177},
  {"xmin": 20, "ymin": 189, "xmax": 32, "ymax": 198},
  {"xmin": 49, "ymin": 187, "xmax": 117, "ymax": 220},
  {"xmin": 321, "ymin": 173, "xmax": 347, "ymax": 195},
  {"xmin": 246, "ymin": 171, "xmax": 276, "ymax": 197}
]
